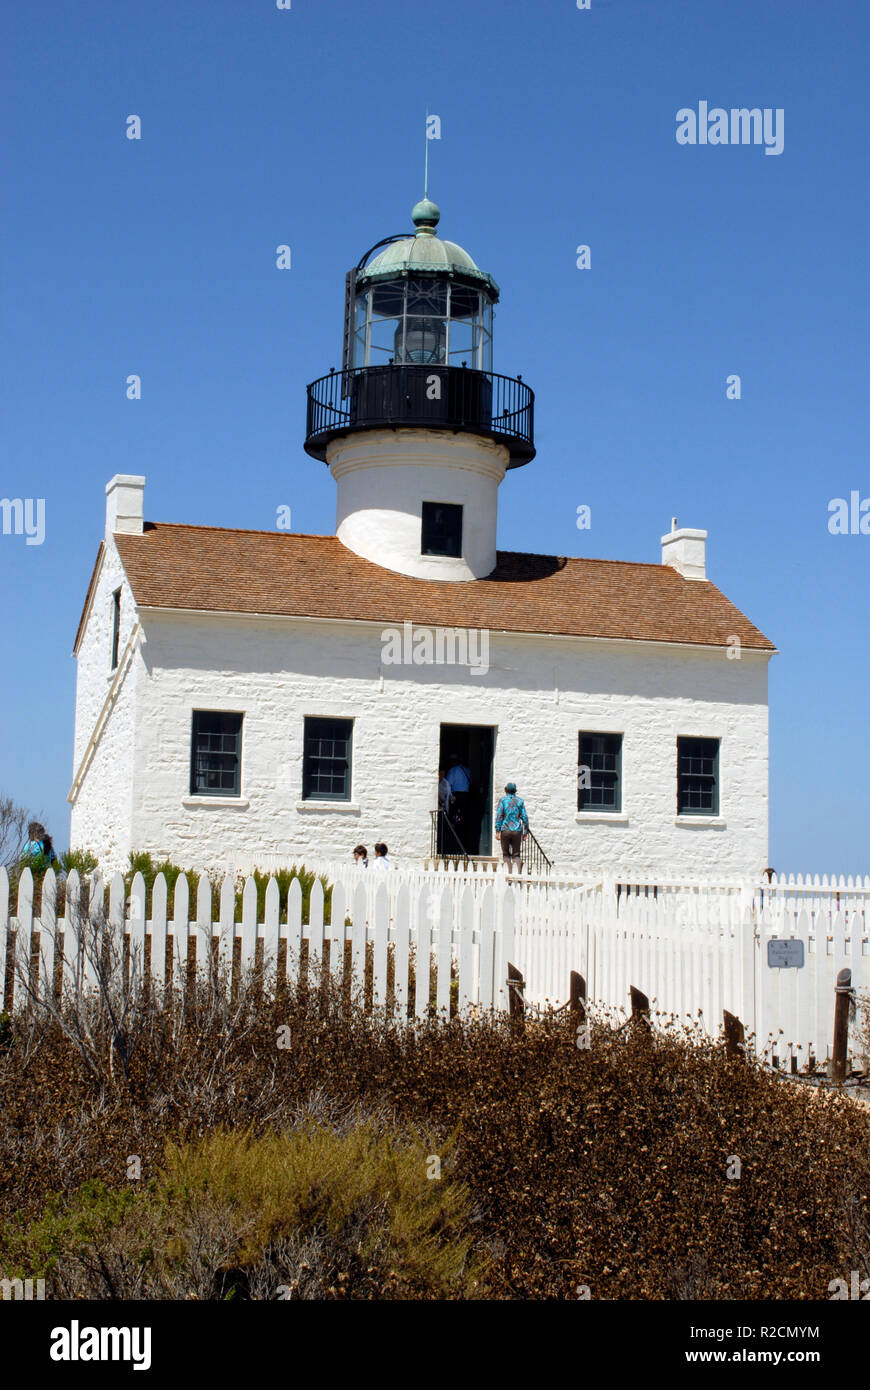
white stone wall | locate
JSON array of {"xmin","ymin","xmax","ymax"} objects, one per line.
[
  {"xmin": 86, "ymin": 609, "xmax": 772, "ymax": 880},
  {"xmin": 69, "ymin": 539, "xmax": 139, "ymax": 865}
]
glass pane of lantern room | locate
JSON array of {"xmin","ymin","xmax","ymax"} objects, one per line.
[
  {"xmin": 353, "ymin": 293, "xmax": 369, "ymax": 367},
  {"xmin": 447, "ymin": 315, "xmax": 474, "ymax": 365},
  {"xmin": 406, "ymin": 278, "xmax": 448, "ymax": 320},
  {"xmin": 479, "ymin": 300, "xmax": 493, "ymax": 372},
  {"xmin": 369, "ymin": 281, "xmax": 404, "ymax": 365},
  {"xmin": 369, "ymin": 321, "xmax": 402, "ymax": 365},
  {"xmin": 447, "ymin": 285, "xmax": 487, "ymax": 369},
  {"xmin": 401, "ymin": 279, "xmax": 448, "ymax": 365},
  {"xmin": 465, "ymin": 294, "xmax": 492, "ymax": 372}
]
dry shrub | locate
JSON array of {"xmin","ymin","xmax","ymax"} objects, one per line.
[
  {"xmin": 2, "ymin": 1122, "xmax": 480, "ymax": 1300},
  {"xmin": 0, "ymin": 795, "xmax": 35, "ymax": 871},
  {"xmin": 1, "ymin": 987, "xmax": 869, "ymax": 1300}
]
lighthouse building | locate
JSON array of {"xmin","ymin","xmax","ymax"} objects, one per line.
[{"xmin": 70, "ymin": 199, "xmax": 775, "ymax": 877}]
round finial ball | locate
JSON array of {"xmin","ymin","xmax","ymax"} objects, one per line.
[{"xmin": 411, "ymin": 197, "xmax": 440, "ymax": 229}]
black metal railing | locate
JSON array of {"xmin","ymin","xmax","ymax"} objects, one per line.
[
  {"xmin": 305, "ymin": 364, "xmax": 534, "ymax": 466},
  {"xmin": 430, "ymin": 808, "xmax": 470, "ymax": 859},
  {"xmin": 428, "ymin": 810, "xmax": 552, "ymax": 876},
  {"xmin": 521, "ymin": 829, "xmax": 552, "ymax": 878}
]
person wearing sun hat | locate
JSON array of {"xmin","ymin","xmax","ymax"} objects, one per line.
[{"xmin": 494, "ymin": 782, "xmax": 529, "ymax": 873}]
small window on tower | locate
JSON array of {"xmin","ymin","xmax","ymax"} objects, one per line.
[{"xmin": 421, "ymin": 502, "xmax": 463, "ymax": 558}]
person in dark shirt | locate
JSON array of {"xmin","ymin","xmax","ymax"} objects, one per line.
[{"xmin": 445, "ymin": 754, "xmax": 472, "ymax": 829}]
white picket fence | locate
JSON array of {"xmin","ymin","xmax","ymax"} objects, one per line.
[
  {"xmin": 1, "ymin": 864, "xmax": 868, "ymax": 1069},
  {"xmin": 0, "ymin": 865, "xmax": 517, "ymax": 1020},
  {"xmin": 511, "ymin": 875, "xmax": 869, "ymax": 1069}
]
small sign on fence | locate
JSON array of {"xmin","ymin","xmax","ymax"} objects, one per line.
[{"xmin": 767, "ymin": 938, "xmax": 805, "ymax": 969}]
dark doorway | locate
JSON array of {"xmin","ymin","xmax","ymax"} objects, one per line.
[{"xmin": 438, "ymin": 724, "xmax": 495, "ymax": 856}]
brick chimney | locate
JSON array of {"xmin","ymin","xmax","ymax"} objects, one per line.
[
  {"xmin": 105, "ymin": 475, "xmax": 145, "ymax": 539},
  {"xmin": 661, "ymin": 517, "xmax": 707, "ymax": 580}
]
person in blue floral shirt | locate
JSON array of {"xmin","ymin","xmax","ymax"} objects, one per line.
[{"xmin": 494, "ymin": 782, "xmax": 529, "ymax": 873}]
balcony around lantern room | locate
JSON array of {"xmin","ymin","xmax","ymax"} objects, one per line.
[
  {"xmin": 305, "ymin": 266, "xmax": 533, "ymax": 466},
  {"xmin": 304, "ymin": 363, "xmax": 535, "ymax": 467}
]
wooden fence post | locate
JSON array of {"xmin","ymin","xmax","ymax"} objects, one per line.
[
  {"xmin": 570, "ymin": 971, "xmax": 590, "ymax": 1050},
  {"xmin": 723, "ymin": 1010, "xmax": 745, "ymax": 1059},
  {"xmin": 507, "ymin": 962, "xmax": 525, "ymax": 1035},
  {"xmin": 830, "ymin": 968, "xmax": 853, "ymax": 1084},
  {"xmin": 569, "ymin": 971, "xmax": 586, "ymax": 1020},
  {"xmin": 629, "ymin": 985, "xmax": 650, "ymax": 1032}
]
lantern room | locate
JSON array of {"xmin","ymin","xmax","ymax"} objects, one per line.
[
  {"xmin": 304, "ymin": 198, "xmax": 535, "ymax": 467},
  {"xmin": 349, "ymin": 198, "xmax": 495, "ymax": 371}
]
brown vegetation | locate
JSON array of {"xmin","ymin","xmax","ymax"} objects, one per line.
[{"xmin": 1, "ymin": 972, "xmax": 868, "ymax": 1300}]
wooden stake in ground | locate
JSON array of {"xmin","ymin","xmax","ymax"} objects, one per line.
[
  {"xmin": 507, "ymin": 962, "xmax": 525, "ymax": 1036},
  {"xmin": 831, "ymin": 968, "xmax": 853, "ymax": 1085},
  {"xmin": 723, "ymin": 1010, "xmax": 745, "ymax": 1060},
  {"xmin": 569, "ymin": 971, "xmax": 586, "ymax": 1020},
  {"xmin": 630, "ymin": 985, "xmax": 650, "ymax": 1033}
]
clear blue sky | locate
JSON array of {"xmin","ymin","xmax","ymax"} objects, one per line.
[{"xmin": 2, "ymin": 0, "xmax": 868, "ymax": 873}]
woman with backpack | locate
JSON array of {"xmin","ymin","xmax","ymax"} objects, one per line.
[
  {"xmin": 494, "ymin": 782, "xmax": 529, "ymax": 874},
  {"xmin": 21, "ymin": 821, "xmax": 57, "ymax": 866}
]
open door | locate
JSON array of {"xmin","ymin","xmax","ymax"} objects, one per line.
[{"xmin": 438, "ymin": 724, "xmax": 495, "ymax": 856}]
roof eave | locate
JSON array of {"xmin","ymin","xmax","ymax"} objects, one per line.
[
  {"xmin": 72, "ymin": 542, "xmax": 106, "ymax": 655},
  {"xmin": 132, "ymin": 603, "xmax": 776, "ymax": 655}
]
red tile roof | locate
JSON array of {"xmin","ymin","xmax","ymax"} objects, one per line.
[{"xmin": 106, "ymin": 523, "xmax": 774, "ymax": 651}]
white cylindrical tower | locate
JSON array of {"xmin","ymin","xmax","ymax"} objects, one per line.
[
  {"xmin": 304, "ymin": 199, "xmax": 534, "ymax": 581},
  {"xmin": 328, "ymin": 428, "xmax": 508, "ymax": 580}
]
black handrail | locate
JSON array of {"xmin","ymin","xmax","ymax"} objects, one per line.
[
  {"xmin": 428, "ymin": 809, "xmax": 552, "ymax": 876},
  {"xmin": 305, "ymin": 364, "xmax": 534, "ymax": 467},
  {"xmin": 520, "ymin": 828, "xmax": 552, "ymax": 877},
  {"xmin": 430, "ymin": 808, "xmax": 469, "ymax": 858}
]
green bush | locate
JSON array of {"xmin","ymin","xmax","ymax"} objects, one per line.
[
  {"xmin": 59, "ymin": 849, "xmax": 99, "ymax": 877},
  {"xmin": 4, "ymin": 848, "xmax": 98, "ymax": 915},
  {"xmin": 2, "ymin": 1179, "xmax": 145, "ymax": 1283},
  {"xmin": 126, "ymin": 851, "xmax": 199, "ymax": 908},
  {"xmin": 124, "ymin": 852, "xmax": 331, "ymax": 923},
  {"xmin": 5, "ymin": 848, "xmax": 331, "ymax": 925},
  {"xmin": 245, "ymin": 866, "xmax": 332, "ymax": 925},
  {"xmin": 2, "ymin": 1122, "xmax": 482, "ymax": 1300}
]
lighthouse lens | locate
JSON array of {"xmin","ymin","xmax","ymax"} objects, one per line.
[
  {"xmin": 394, "ymin": 279, "xmax": 447, "ymax": 364},
  {"xmin": 399, "ymin": 316, "xmax": 446, "ymax": 364}
]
